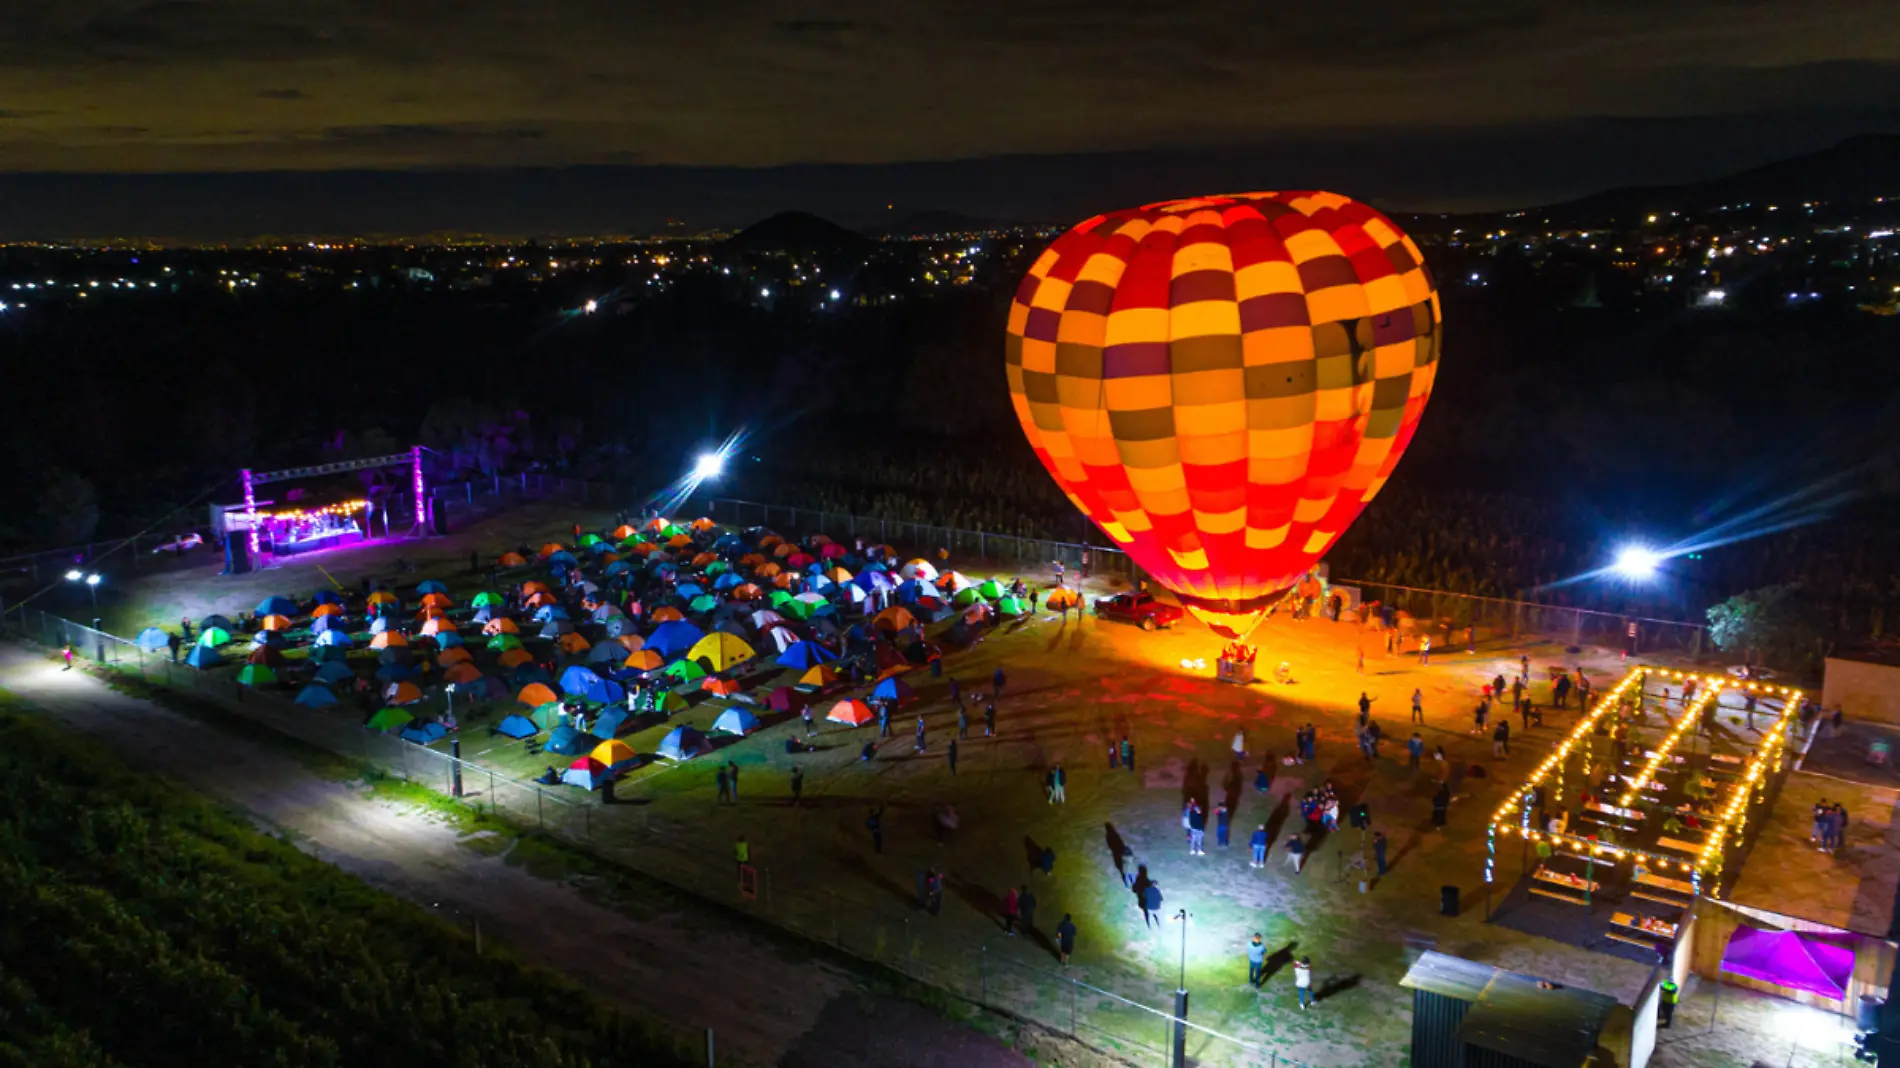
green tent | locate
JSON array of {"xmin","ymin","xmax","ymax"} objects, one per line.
[
  {"xmin": 704, "ymin": 561, "xmax": 730, "ymax": 576},
  {"xmin": 236, "ymin": 664, "xmax": 277, "ymax": 686},
  {"xmin": 779, "ymin": 599, "xmax": 814, "ymax": 621},
  {"xmin": 660, "ymin": 524, "xmax": 687, "ymax": 539},
  {"xmin": 577, "ymin": 533, "xmax": 602, "ymax": 546},
  {"xmin": 952, "ymin": 588, "xmax": 984, "ymax": 607},
  {"xmin": 366, "ymin": 707, "xmax": 413, "ymax": 732},
  {"xmin": 688, "ymin": 594, "xmax": 718, "ymax": 614},
  {"xmin": 663, "ymin": 659, "xmax": 706, "ymax": 684},
  {"xmin": 659, "ymin": 691, "xmax": 690, "ymax": 714},
  {"xmin": 529, "ymin": 702, "xmax": 566, "ymax": 731},
  {"xmin": 617, "ymin": 536, "xmax": 647, "ymax": 550},
  {"xmin": 197, "ymin": 627, "xmax": 233, "ymax": 647},
  {"xmin": 996, "ymin": 595, "xmax": 1030, "ymax": 617},
  {"xmin": 768, "ymin": 590, "xmax": 796, "ymax": 609},
  {"xmin": 487, "ymin": 633, "xmax": 524, "ymax": 652},
  {"xmin": 976, "ymin": 579, "xmax": 1005, "ymax": 600},
  {"xmin": 471, "ymin": 591, "xmax": 505, "ymax": 608}
]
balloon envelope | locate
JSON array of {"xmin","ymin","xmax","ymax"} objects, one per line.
[{"xmin": 1005, "ymin": 191, "xmax": 1440, "ymax": 637}]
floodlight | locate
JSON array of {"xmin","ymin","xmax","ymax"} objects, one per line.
[
  {"xmin": 1611, "ymin": 546, "xmax": 1660, "ymax": 580},
  {"xmin": 692, "ymin": 453, "xmax": 725, "ymax": 480},
  {"xmin": 65, "ymin": 569, "xmax": 83, "ymax": 581},
  {"xmin": 85, "ymin": 573, "xmax": 101, "ymax": 586}
]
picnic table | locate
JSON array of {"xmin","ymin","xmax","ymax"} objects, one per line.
[
  {"xmin": 1656, "ymin": 836, "xmax": 1704, "ymax": 855},
  {"xmin": 1608, "ymin": 911, "xmax": 1678, "ymax": 947},
  {"xmin": 1531, "ymin": 867, "xmax": 1599, "ymax": 904},
  {"xmin": 1632, "ymin": 870, "xmax": 1696, "ymax": 906}
]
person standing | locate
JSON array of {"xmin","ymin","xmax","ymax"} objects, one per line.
[
  {"xmin": 1407, "ymin": 732, "xmax": 1424, "ymax": 770},
  {"xmin": 1418, "ymin": 635, "xmax": 1431, "ymax": 666},
  {"xmin": 1247, "ymin": 933, "xmax": 1268, "ymax": 986},
  {"xmin": 1411, "ymin": 688, "xmax": 1424, "ymax": 724},
  {"xmin": 947, "ymin": 737, "xmax": 959, "ymax": 776},
  {"xmin": 733, "ymin": 836, "xmax": 749, "ymax": 876},
  {"xmin": 1431, "ymin": 782, "xmax": 1451, "ymax": 829},
  {"xmin": 802, "ymin": 704, "xmax": 815, "ymax": 736},
  {"xmin": 1121, "ymin": 736, "xmax": 1135, "ymax": 773},
  {"xmin": 984, "ymin": 702, "xmax": 997, "ymax": 738},
  {"xmin": 1050, "ymin": 763, "xmax": 1067, "ymax": 803},
  {"xmin": 992, "ymin": 666, "xmax": 1007, "ymax": 698},
  {"xmin": 878, "ymin": 702, "xmax": 891, "ymax": 738},
  {"xmin": 1188, "ymin": 801, "xmax": 1206, "ymax": 855},
  {"xmin": 957, "ymin": 704, "xmax": 969, "ymax": 739},
  {"xmin": 1108, "ymin": 738, "xmax": 1120, "ymax": 769},
  {"xmin": 1493, "ymin": 719, "xmax": 1510, "ymax": 758},
  {"xmin": 790, "ymin": 767, "xmax": 804, "ymax": 806},
  {"xmin": 1140, "ymin": 881, "xmax": 1164, "ymax": 929},
  {"xmin": 1216, "ymin": 802, "xmax": 1232, "ymax": 848},
  {"xmin": 1357, "ymin": 692, "xmax": 1372, "ymax": 727},
  {"xmin": 61, "ymin": 644, "xmax": 74, "ymax": 670},
  {"xmin": 866, "ymin": 806, "xmax": 884, "ymax": 853},
  {"xmin": 1249, "ymin": 824, "xmax": 1269, "ymax": 867},
  {"xmin": 1003, "ymin": 885, "xmax": 1021, "ymax": 936},
  {"xmin": 947, "ymin": 675, "xmax": 961, "ymax": 707},
  {"xmin": 727, "ymin": 761, "xmax": 741, "ymax": 800},
  {"xmin": 1294, "ymin": 957, "xmax": 1313, "ymax": 1010},
  {"xmin": 915, "ymin": 714, "xmax": 928, "ymax": 753},
  {"xmin": 715, "ymin": 765, "xmax": 732, "ymax": 804},
  {"xmin": 1055, "ymin": 914, "xmax": 1077, "ymax": 966},
  {"xmin": 1373, "ymin": 831, "xmax": 1389, "ymax": 876},
  {"xmin": 1285, "ymin": 835, "xmax": 1305, "ymax": 873},
  {"xmin": 167, "ymin": 631, "xmax": 182, "ymax": 663},
  {"xmin": 1018, "ymin": 884, "xmax": 1038, "ymax": 934},
  {"xmin": 1232, "ymin": 728, "xmax": 1248, "ymax": 760}
]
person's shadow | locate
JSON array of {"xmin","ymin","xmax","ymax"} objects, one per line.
[
  {"xmin": 1104, "ymin": 822, "xmax": 1128, "ymax": 874},
  {"xmin": 1315, "ymin": 973, "xmax": 1363, "ymax": 1003},
  {"xmin": 1263, "ymin": 793, "xmax": 1291, "ymax": 844},
  {"xmin": 1183, "ymin": 759, "xmax": 1209, "ymax": 808},
  {"xmin": 1023, "ymin": 835, "xmax": 1046, "ymax": 872},
  {"xmin": 1223, "ymin": 760, "xmax": 1243, "ymax": 810},
  {"xmin": 1260, "ymin": 939, "xmax": 1300, "ymax": 985}
]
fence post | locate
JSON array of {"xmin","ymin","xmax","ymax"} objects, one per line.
[
  {"xmin": 537, "ymin": 786, "xmax": 545, "ymax": 829},
  {"xmin": 1069, "ymin": 975, "xmax": 1078, "ymax": 1035},
  {"xmin": 980, "ymin": 944, "xmax": 988, "ymax": 1004}
]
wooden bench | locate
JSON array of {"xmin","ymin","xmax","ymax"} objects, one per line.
[{"xmin": 1532, "ymin": 886, "xmax": 1591, "ymax": 905}]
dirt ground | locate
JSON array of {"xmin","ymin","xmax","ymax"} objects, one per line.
[{"xmin": 25, "ymin": 497, "xmax": 1861, "ymax": 1067}]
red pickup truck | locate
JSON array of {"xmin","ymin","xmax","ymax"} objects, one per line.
[{"xmin": 1094, "ymin": 592, "xmax": 1184, "ymax": 631}]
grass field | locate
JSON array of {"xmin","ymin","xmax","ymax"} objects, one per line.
[{"xmin": 60, "ymin": 497, "xmax": 1826, "ymax": 1067}]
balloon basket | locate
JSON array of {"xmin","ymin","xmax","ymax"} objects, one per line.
[{"xmin": 1216, "ymin": 643, "xmax": 1257, "ymax": 685}]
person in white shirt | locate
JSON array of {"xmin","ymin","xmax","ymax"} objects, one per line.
[{"xmin": 1294, "ymin": 957, "xmax": 1313, "ymax": 1010}]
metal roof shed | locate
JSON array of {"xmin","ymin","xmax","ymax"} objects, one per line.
[{"xmin": 1401, "ymin": 951, "xmax": 1621, "ymax": 1068}]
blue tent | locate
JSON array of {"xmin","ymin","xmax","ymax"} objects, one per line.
[
  {"xmin": 135, "ymin": 627, "xmax": 170, "ymax": 651},
  {"xmin": 294, "ymin": 683, "xmax": 338, "ymax": 708},
  {"xmin": 310, "ymin": 645, "xmax": 351, "ymax": 664},
  {"xmin": 256, "ymin": 595, "xmax": 298, "ymax": 618},
  {"xmin": 496, "ymin": 714, "xmax": 538, "ymax": 739},
  {"xmin": 711, "ymin": 707, "xmax": 760, "ymax": 736},
  {"xmin": 436, "ymin": 630, "xmax": 465, "ymax": 648},
  {"xmin": 872, "ymin": 676, "xmax": 916, "ymax": 704},
  {"xmin": 855, "ymin": 570, "xmax": 896, "ymax": 593},
  {"xmin": 645, "ymin": 620, "xmax": 704, "ymax": 660},
  {"xmin": 200, "ymin": 613, "xmax": 235, "ymax": 632},
  {"xmin": 895, "ymin": 579, "xmax": 934, "ymax": 604},
  {"xmin": 310, "ymin": 613, "xmax": 347, "ymax": 634},
  {"xmin": 603, "ymin": 616, "xmax": 634, "ymax": 639},
  {"xmin": 559, "ymin": 665, "xmax": 603, "ymax": 696},
  {"xmin": 184, "ymin": 645, "xmax": 221, "ymax": 669},
  {"xmin": 251, "ymin": 629, "xmax": 287, "ymax": 649},
  {"xmin": 369, "ymin": 616, "xmax": 391, "ymax": 634},
  {"xmin": 533, "ymin": 604, "xmax": 570, "ymax": 622},
  {"xmin": 401, "ymin": 722, "xmax": 449, "ymax": 745},
  {"xmin": 546, "ymin": 550, "xmax": 579, "ymax": 567},
  {"xmin": 587, "ymin": 642, "xmax": 625, "ymax": 664},
  {"xmin": 605, "ymin": 559, "xmax": 632, "ymax": 577},
  {"xmin": 511, "ymin": 664, "xmax": 553, "ymax": 688},
  {"xmin": 416, "ymin": 579, "xmax": 448, "ymax": 595},
  {"xmin": 312, "ymin": 589, "xmax": 342, "ymax": 606},
  {"xmin": 314, "ymin": 629, "xmax": 353, "ymax": 647},
  {"xmin": 375, "ymin": 663, "xmax": 417, "ymax": 682},
  {"xmin": 538, "ymin": 620, "xmax": 574, "ymax": 639},
  {"xmin": 463, "ymin": 675, "xmax": 508, "ymax": 702},
  {"xmin": 776, "ymin": 641, "xmax": 838, "ymax": 671},
  {"xmin": 311, "ymin": 660, "xmax": 356, "ymax": 684},
  {"xmin": 676, "ymin": 582, "xmax": 706, "ymax": 599},
  {"xmin": 545, "ymin": 726, "xmax": 587, "ymax": 755},
  {"xmin": 590, "ymin": 707, "xmax": 628, "ymax": 739},
  {"xmin": 656, "ymin": 726, "xmax": 713, "ymax": 762},
  {"xmin": 713, "ymin": 533, "xmax": 743, "ymax": 550},
  {"xmin": 584, "ymin": 678, "xmax": 626, "ymax": 706}
]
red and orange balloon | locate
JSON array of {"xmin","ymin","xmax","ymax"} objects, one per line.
[{"xmin": 1005, "ymin": 191, "xmax": 1440, "ymax": 638}]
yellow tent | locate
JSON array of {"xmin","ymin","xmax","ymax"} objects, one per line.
[
  {"xmin": 798, "ymin": 664, "xmax": 840, "ymax": 688},
  {"xmin": 687, "ymin": 631, "xmax": 755, "ymax": 673},
  {"xmin": 591, "ymin": 739, "xmax": 637, "ymax": 770}
]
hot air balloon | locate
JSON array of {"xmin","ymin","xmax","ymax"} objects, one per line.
[{"xmin": 1006, "ymin": 191, "xmax": 1439, "ymax": 638}]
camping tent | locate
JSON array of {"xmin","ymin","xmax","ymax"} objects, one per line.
[
  {"xmin": 688, "ymin": 631, "xmax": 755, "ymax": 673},
  {"xmin": 562, "ymin": 756, "xmax": 613, "ymax": 790},
  {"xmin": 312, "ymin": 660, "xmax": 355, "ymax": 684},
  {"xmin": 236, "ymin": 664, "xmax": 276, "ymax": 687},
  {"xmin": 294, "ymin": 684, "xmax": 338, "ymax": 708},
  {"xmin": 591, "ymin": 707, "xmax": 628, "ymax": 739},
  {"xmin": 656, "ymin": 726, "xmax": 713, "ymax": 761},
  {"xmin": 496, "ymin": 714, "xmax": 538, "ymax": 739},
  {"xmin": 590, "ymin": 739, "xmax": 639, "ymax": 772},
  {"xmin": 827, "ymin": 699, "xmax": 874, "ymax": 726},
  {"xmin": 136, "ymin": 627, "xmax": 170, "ymax": 651},
  {"xmin": 366, "ymin": 707, "xmax": 413, "ymax": 732},
  {"xmin": 711, "ymin": 707, "xmax": 761, "ymax": 736},
  {"xmin": 400, "ymin": 722, "xmax": 448, "ymax": 745},
  {"xmin": 871, "ymin": 676, "xmax": 916, "ymax": 705},
  {"xmin": 776, "ymin": 641, "xmax": 837, "ymax": 671},
  {"xmin": 1720, "ymin": 928, "xmax": 1856, "ymax": 1001},
  {"xmin": 545, "ymin": 725, "xmax": 587, "ymax": 755},
  {"xmin": 645, "ymin": 619, "xmax": 705, "ymax": 660},
  {"xmin": 184, "ymin": 645, "xmax": 221, "ymax": 669}
]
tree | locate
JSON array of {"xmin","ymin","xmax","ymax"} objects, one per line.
[
  {"xmin": 1706, "ymin": 584, "xmax": 1825, "ymax": 679},
  {"xmin": 35, "ymin": 468, "xmax": 100, "ymax": 546}
]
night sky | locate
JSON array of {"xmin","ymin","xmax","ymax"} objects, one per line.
[{"xmin": 3, "ymin": 1, "xmax": 1898, "ymax": 236}]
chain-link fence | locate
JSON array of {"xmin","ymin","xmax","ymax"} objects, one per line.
[{"xmin": 1, "ymin": 603, "xmax": 1322, "ymax": 1067}]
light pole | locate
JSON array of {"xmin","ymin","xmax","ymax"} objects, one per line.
[
  {"xmin": 1171, "ymin": 908, "xmax": 1190, "ymax": 1068},
  {"xmin": 66, "ymin": 570, "xmax": 101, "ymax": 610}
]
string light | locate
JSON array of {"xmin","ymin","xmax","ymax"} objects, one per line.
[{"xmin": 257, "ymin": 499, "xmax": 370, "ymax": 521}]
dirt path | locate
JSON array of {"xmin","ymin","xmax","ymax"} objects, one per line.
[{"xmin": 0, "ymin": 642, "xmax": 1032, "ymax": 1068}]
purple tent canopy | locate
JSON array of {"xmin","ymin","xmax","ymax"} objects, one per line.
[{"xmin": 1720, "ymin": 927, "xmax": 1854, "ymax": 1001}]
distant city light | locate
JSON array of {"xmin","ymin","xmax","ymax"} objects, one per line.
[
  {"xmin": 583, "ymin": 299, "xmax": 597, "ymax": 314},
  {"xmin": 829, "ymin": 289, "xmax": 840, "ymax": 301},
  {"xmin": 1611, "ymin": 546, "xmax": 1661, "ymax": 581},
  {"xmin": 760, "ymin": 287, "xmax": 769, "ymax": 298}
]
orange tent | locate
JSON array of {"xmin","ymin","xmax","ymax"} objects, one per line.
[
  {"xmin": 809, "ymin": 533, "xmax": 833, "ymax": 546},
  {"xmin": 757, "ymin": 535, "xmax": 783, "ymax": 551},
  {"xmin": 626, "ymin": 542, "xmax": 655, "ymax": 556},
  {"xmin": 827, "ymin": 699, "xmax": 874, "ymax": 726},
  {"xmin": 666, "ymin": 534, "xmax": 693, "ymax": 549},
  {"xmin": 443, "ymin": 662, "xmax": 482, "ymax": 685},
  {"xmin": 691, "ymin": 552, "xmax": 716, "ymax": 567},
  {"xmin": 258, "ymin": 614, "xmax": 292, "ymax": 632},
  {"xmin": 691, "ymin": 517, "xmax": 716, "ymax": 531},
  {"xmin": 416, "ymin": 605, "xmax": 448, "ymax": 621},
  {"xmin": 611, "ymin": 524, "xmax": 637, "ymax": 540},
  {"xmin": 798, "ymin": 664, "xmax": 839, "ymax": 688},
  {"xmin": 438, "ymin": 646, "xmax": 473, "ymax": 666},
  {"xmin": 385, "ymin": 681, "xmax": 423, "ymax": 705},
  {"xmin": 756, "ymin": 562, "xmax": 782, "ymax": 578},
  {"xmin": 483, "ymin": 618, "xmax": 519, "ymax": 636},
  {"xmin": 623, "ymin": 649, "xmax": 664, "ymax": 671},
  {"xmin": 498, "ymin": 648, "xmax": 533, "ymax": 669},
  {"xmin": 872, "ymin": 606, "xmax": 917, "ymax": 632},
  {"xmin": 600, "ymin": 551, "xmax": 621, "ymax": 564},
  {"xmin": 731, "ymin": 583, "xmax": 763, "ymax": 601},
  {"xmin": 650, "ymin": 606, "xmax": 684, "ymax": 622},
  {"xmin": 518, "ymin": 683, "xmax": 559, "ymax": 707},
  {"xmin": 773, "ymin": 542, "xmax": 797, "ymax": 557},
  {"xmin": 615, "ymin": 633, "xmax": 646, "ymax": 652},
  {"xmin": 702, "ymin": 677, "xmax": 741, "ymax": 696},
  {"xmin": 524, "ymin": 592, "xmax": 554, "ymax": 608},
  {"xmin": 420, "ymin": 592, "xmax": 453, "ymax": 610},
  {"xmin": 537, "ymin": 542, "xmax": 566, "ymax": 558},
  {"xmin": 876, "ymin": 664, "xmax": 912, "ymax": 681},
  {"xmin": 867, "ymin": 544, "xmax": 896, "ymax": 557},
  {"xmin": 420, "ymin": 617, "xmax": 455, "ymax": 636},
  {"xmin": 1046, "ymin": 587, "xmax": 1080, "ymax": 610},
  {"xmin": 827, "ymin": 567, "xmax": 853, "ymax": 583},
  {"xmin": 369, "ymin": 632, "xmax": 408, "ymax": 649},
  {"xmin": 739, "ymin": 553, "xmax": 767, "ymax": 568},
  {"xmin": 771, "ymin": 573, "xmax": 794, "ymax": 589},
  {"xmin": 557, "ymin": 632, "xmax": 591, "ymax": 654},
  {"xmin": 366, "ymin": 591, "xmax": 398, "ymax": 606},
  {"xmin": 521, "ymin": 581, "xmax": 551, "ymax": 596},
  {"xmin": 643, "ymin": 517, "xmax": 670, "ymax": 532},
  {"xmin": 498, "ymin": 551, "xmax": 528, "ymax": 567},
  {"xmin": 311, "ymin": 603, "xmax": 343, "ymax": 618}
]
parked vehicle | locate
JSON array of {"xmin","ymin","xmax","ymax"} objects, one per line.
[{"xmin": 1093, "ymin": 591, "xmax": 1184, "ymax": 631}]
